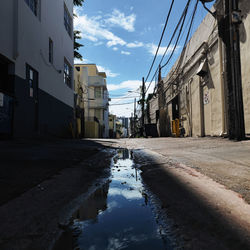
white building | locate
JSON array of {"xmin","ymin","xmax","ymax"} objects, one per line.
[
  {"xmin": 74, "ymin": 64, "xmax": 109, "ymax": 138},
  {"xmin": 0, "ymin": 0, "xmax": 74, "ymax": 137}
]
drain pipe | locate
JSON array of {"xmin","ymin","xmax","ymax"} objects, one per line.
[
  {"xmin": 13, "ymin": 0, "xmax": 19, "ymax": 60},
  {"xmin": 218, "ymin": 38, "xmax": 227, "ymax": 136}
]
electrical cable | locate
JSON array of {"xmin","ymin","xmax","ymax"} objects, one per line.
[
  {"xmin": 145, "ymin": 0, "xmax": 192, "ymax": 95},
  {"xmin": 161, "ymin": 0, "xmax": 199, "ymax": 94},
  {"xmin": 144, "ymin": 0, "xmax": 175, "ymax": 83}
]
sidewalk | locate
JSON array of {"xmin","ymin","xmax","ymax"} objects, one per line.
[{"xmin": 120, "ymin": 137, "xmax": 250, "ymax": 204}]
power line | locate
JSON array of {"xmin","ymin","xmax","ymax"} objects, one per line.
[
  {"xmin": 109, "ymin": 101, "xmax": 135, "ymax": 106},
  {"xmin": 161, "ymin": 0, "xmax": 199, "ymax": 94},
  {"xmin": 144, "ymin": 0, "xmax": 175, "ymax": 83},
  {"xmin": 145, "ymin": 0, "xmax": 192, "ymax": 95}
]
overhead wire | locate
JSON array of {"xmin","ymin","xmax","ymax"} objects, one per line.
[
  {"xmin": 144, "ymin": 0, "xmax": 175, "ymax": 83},
  {"xmin": 161, "ymin": 0, "xmax": 199, "ymax": 94},
  {"xmin": 145, "ymin": 0, "xmax": 192, "ymax": 95}
]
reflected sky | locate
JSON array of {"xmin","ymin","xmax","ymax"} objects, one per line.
[{"xmin": 66, "ymin": 149, "xmax": 171, "ymax": 250}]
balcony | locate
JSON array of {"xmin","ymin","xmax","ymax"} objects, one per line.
[
  {"xmin": 88, "ymin": 76, "xmax": 106, "ymax": 88},
  {"xmin": 88, "ymin": 98, "xmax": 109, "ymax": 109}
]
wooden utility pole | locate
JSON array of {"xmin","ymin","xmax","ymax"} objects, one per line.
[
  {"xmin": 222, "ymin": 0, "xmax": 245, "ymax": 140},
  {"xmin": 133, "ymin": 98, "xmax": 136, "ymax": 137},
  {"xmin": 141, "ymin": 77, "xmax": 145, "ymax": 136}
]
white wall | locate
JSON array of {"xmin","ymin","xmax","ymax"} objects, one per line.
[{"xmin": 0, "ymin": 0, "xmax": 74, "ymax": 107}]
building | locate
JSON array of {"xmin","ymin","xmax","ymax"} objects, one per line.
[
  {"xmin": 108, "ymin": 114, "xmax": 116, "ymax": 138},
  {"xmin": 0, "ymin": 0, "xmax": 74, "ymax": 138},
  {"xmin": 117, "ymin": 117, "xmax": 129, "ymax": 138},
  {"xmin": 146, "ymin": 0, "xmax": 250, "ymax": 138},
  {"xmin": 74, "ymin": 64, "xmax": 109, "ymax": 138}
]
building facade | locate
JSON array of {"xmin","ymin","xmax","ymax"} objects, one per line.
[
  {"xmin": 74, "ymin": 64, "xmax": 109, "ymax": 138},
  {"xmin": 108, "ymin": 114, "xmax": 116, "ymax": 138},
  {"xmin": 146, "ymin": 0, "xmax": 250, "ymax": 138},
  {"xmin": 0, "ymin": 0, "xmax": 74, "ymax": 137}
]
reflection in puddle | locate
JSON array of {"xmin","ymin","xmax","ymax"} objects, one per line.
[{"xmin": 54, "ymin": 149, "xmax": 173, "ymax": 250}]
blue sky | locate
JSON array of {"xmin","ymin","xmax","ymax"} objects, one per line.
[{"xmin": 74, "ymin": 0, "xmax": 214, "ymax": 117}]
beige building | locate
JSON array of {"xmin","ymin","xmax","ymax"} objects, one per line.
[
  {"xmin": 74, "ymin": 64, "xmax": 109, "ymax": 138},
  {"xmin": 147, "ymin": 0, "xmax": 250, "ymax": 138}
]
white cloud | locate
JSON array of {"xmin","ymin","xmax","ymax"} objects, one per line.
[
  {"xmin": 147, "ymin": 43, "xmax": 179, "ymax": 56},
  {"xmin": 108, "ymin": 80, "xmax": 155, "ymax": 117},
  {"xmin": 113, "ymin": 47, "xmax": 118, "ymax": 51},
  {"xmin": 74, "ymin": 58, "xmax": 90, "ymax": 64},
  {"xmin": 121, "ymin": 51, "xmax": 131, "ymax": 55},
  {"xmin": 108, "ymin": 80, "xmax": 141, "ymax": 91},
  {"xmin": 126, "ymin": 41, "xmax": 144, "ymax": 48},
  {"xmin": 105, "ymin": 9, "xmax": 136, "ymax": 32},
  {"xmin": 97, "ymin": 65, "xmax": 119, "ymax": 78},
  {"xmin": 74, "ymin": 11, "xmax": 127, "ymax": 48},
  {"xmin": 94, "ymin": 41, "xmax": 104, "ymax": 46}
]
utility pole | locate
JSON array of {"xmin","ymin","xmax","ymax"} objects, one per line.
[
  {"xmin": 134, "ymin": 98, "xmax": 136, "ymax": 137},
  {"xmin": 141, "ymin": 77, "xmax": 145, "ymax": 137},
  {"xmin": 222, "ymin": 0, "xmax": 245, "ymax": 140}
]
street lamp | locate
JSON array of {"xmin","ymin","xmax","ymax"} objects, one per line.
[{"xmin": 199, "ymin": 0, "xmax": 216, "ymax": 17}]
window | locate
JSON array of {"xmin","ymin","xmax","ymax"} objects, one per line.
[
  {"xmin": 94, "ymin": 87, "xmax": 102, "ymax": 98},
  {"xmin": 26, "ymin": 65, "xmax": 38, "ymax": 98},
  {"xmin": 49, "ymin": 38, "xmax": 53, "ymax": 64},
  {"xmin": 64, "ymin": 58, "xmax": 72, "ymax": 88},
  {"xmin": 25, "ymin": 0, "xmax": 38, "ymax": 16},
  {"xmin": 64, "ymin": 4, "xmax": 72, "ymax": 37}
]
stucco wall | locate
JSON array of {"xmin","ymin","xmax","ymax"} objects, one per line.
[
  {"xmin": 239, "ymin": 0, "xmax": 250, "ymax": 134},
  {"xmin": 0, "ymin": 0, "xmax": 74, "ymax": 108}
]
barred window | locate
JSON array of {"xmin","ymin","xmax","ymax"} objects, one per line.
[
  {"xmin": 64, "ymin": 4, "xmax": 72, "ymax": 38},
  {"xmin": 64, "ymin": 58, "xmax": 72, "ymax": 88},
  {"xmin": 94, "ymin": 87, "xmax": 102, "ymax": 98}
]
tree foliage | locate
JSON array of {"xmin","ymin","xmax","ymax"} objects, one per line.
[
  {"xmin": 73, "ymin": 0, "xmax": 84, "ymax": 60},
  {"xmin": 73, "ymin": 0, "xmax": 84, "ymax": 6},
  {"xmin": 74, "ymin": 31, "xmax": 84, "ymax": 60}
]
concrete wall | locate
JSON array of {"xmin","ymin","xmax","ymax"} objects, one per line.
[
  {"xmin": 0, "ymin": 0, "xmax": 74, "ymax": 137},
  {"xmin": 85, "ymin": 121, "xmax": 99, "ymax": 138},
  {"xmin": 239, "ymin": 0, "xmax": 250, "ymax": 134}
]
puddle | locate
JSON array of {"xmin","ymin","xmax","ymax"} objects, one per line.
[{"xmin": 54, "ymin": 149, "xmax": 174, "ymax": 250}]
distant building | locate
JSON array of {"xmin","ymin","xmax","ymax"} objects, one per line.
[
  {"xmin": 108, "ymin": 114, "xmax": 116, "ymax": 138},
  {"xmin": 0, "ymin": 0, "xmax": 74, "ymax": 137},
  {"xmin": 117, "ymin": 117, "xmax": 129, "ymax": 138},
  {"xmin": 74, "ymin": 64, "xmax": 109, "ymax": 138}
]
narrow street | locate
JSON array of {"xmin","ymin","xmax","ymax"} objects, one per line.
[{"xmin": 0, "ymin": 137, "xmax": 250, "ymax": 249}]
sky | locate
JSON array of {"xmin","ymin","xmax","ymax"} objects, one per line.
[{"xmin": 74, "ymin": 0, "xmax": 214, "ymax": 117}]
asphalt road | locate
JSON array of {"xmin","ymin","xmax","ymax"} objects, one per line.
[{"xmin": 0, "ymin": 137, "xmax": 250, "ymax": 249}]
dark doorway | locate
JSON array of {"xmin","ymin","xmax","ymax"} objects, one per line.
[
  {"xmin": 172, "ymin": 95, "xmax": 179, "ymax": 120},
  {"xmin": 26, "ymin": 64, "xmax": 39, "ymax": 133},
  {"xmin": 0, "ymin": 56, "xmax": 15, "ymax": 137}
]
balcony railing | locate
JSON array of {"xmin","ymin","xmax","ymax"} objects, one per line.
[
  {"xmin": 88, "ymin": 76, "xmax": 106, "ymax": 87},
  {"xmin": 88, "ymin": 98, "xmax": 109, "ymax": 109}
]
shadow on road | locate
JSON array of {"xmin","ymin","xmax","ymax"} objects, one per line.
[{"xmin": 0, "ymin": 139, "xmax": 118, "ymax": 205}]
